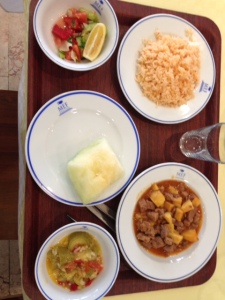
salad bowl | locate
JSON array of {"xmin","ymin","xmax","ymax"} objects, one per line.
[{"xmin": 33, "ymin": 0, "xmax": 119, "ymax": 71}]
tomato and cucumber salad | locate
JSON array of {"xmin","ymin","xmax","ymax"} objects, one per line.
[{"xmin": 52, "ymin": 8, "xmax": 105, "ymax": 62}]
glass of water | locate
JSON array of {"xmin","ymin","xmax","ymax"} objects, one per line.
[{"xmin": 179, "ymin": 123, "xmax": 225, "ymax": 163}]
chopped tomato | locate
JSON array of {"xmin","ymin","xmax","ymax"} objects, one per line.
[
  {"xmin": 58, "ymin": 280, "xmax": 67, "ymax": 287},
  {"xmin": 64, "ymin": 16, "xmax": 74, "ymax": 27},
  {"xmin": 53, "ymin": 36, "xmax": 63, "ymax": 48},
  {"xmin": 74, "ymin": 12, "xmax": 88, "ymax": 24},
  {"xmin": 55, "ymin": 17, "xmax": 66, "ymax": 28},
  {"xmin": 69, "ymin": 8, "xmax": 88, "ymax": 23},
  {"xmin": 64, "ymin": 261, "xmax": 77, "ymax": 270},
  {"xmin": 69, "ymin": 8, "xmax": 78, "ymax": 17},
  {"xmin": 87, "ymin": 261, "xmax": 103, "ymax": 274},
  {"xmin": 74, "ymin": 259, "xmax": 83, "ymax": 266},
  {"xmin": 71, "ymin": 37, "xmax": 78, "ymax": 45},
  {"xmin": 70, "ymin": 283, "xmax": 78, "ymax": 291},
  {"xmin": 52, "ymin": 24, "xmax": 72, "ymax": 40},
  {"xmin": 64, "ymin": 259, "xmax": 83, "ymax": 270},
  {"xmin": 65, "ymin": 50, "xmax": 73, "ymax": 61},
  {"xmin": 85, "ymin": 279, "xmax": 93, "ymax": 287},
  {"xmin": 63, "ymin": 17, "xmax": 82, "ymax": 32},
  {"xmin": 72, "ymin": 44, "xmax": 82, "ymax": 61}
]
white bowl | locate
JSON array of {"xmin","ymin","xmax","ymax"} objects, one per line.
[
  {"xmin": 33, "ymin": 0, "xmax": 119, "ymax": 71},
  {"xmin": 116, "ymin": 162, "xmax": 222, "ymax": 282},
  {"xmin": 35, "ymin": 222, "xmax": 120, "ymax": 300}
]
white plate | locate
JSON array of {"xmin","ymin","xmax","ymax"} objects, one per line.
[
  {"xmin": 25, "ymin": 91, "xmax": 140, "ymax": 206},
  {"xmin": 117, "ymin": 14, "xmax": 216, "ymax": 124},
  {"xmin": 116, "ymin": 162, "xmax": 222, "ymax": 282},
  {"xmin": 35, "ymin": 222, "xmax": 120, "ymax": 300}
]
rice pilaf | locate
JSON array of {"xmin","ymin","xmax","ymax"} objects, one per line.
[{"xmin": 136, "ymin": 31, "xmax": 201, "ymax": 107}]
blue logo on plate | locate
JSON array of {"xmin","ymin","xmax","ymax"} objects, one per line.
[
  {"xmin": 175, "ymin": 169, "xmax": 186, "ymax": 179},
  {"xmin": 199, "ymin": 80, "xmax": 211, "ymax": 93},
  {"xmin": 57, "ymin": 100, "xmax": 72, "ymax": 116},
  {"xmin": 91, "ymin": 0, "xmax": 104, "ymax": 15}
]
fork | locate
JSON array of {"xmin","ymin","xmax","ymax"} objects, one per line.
[{"xmin": 67, "ymin": 203, "xmax": 116, "ymax": 232}]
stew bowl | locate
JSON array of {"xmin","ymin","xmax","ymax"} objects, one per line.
[{"xmin": 116, "ymin": 162, "xmax": 222, "ymax": 282}]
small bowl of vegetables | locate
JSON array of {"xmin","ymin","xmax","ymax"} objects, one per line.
[
  {"xmin": 35, "ymin": 222, "xmax": 120, "ymax": 300},
  {"xmin": 33, "ymin": 0, "xmax": 119, "ymax": 71}
]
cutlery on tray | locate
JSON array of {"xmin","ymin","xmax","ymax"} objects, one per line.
[{"xmin": 67, "ymin": 203, "xmax": 116, "ymax": 232}]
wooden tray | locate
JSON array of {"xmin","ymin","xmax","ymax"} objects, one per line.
[{"xmin": 23, "ymin": 0, "xmax": 221, "ymax": 298}]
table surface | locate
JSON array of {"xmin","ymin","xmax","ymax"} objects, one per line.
[{"xmin": 21, "ymin": 0, "xmax": 225, "ymax": 299}]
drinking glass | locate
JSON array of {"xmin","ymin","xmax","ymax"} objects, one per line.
[{"xmin": 179, "ymin": 123, "xmax": 225, "ymax": 163}]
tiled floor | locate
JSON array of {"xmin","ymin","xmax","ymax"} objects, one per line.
[
  {"xmin": 0, "ymin": 5, "xmax": 25, "ymax": 299},
  {"xmin": 0, "ymin": 241, "xmax": 22, "ymax": 298},
  {"xmin": 0, "ymin": 6, "xmax": 25, "ymax": 91}
]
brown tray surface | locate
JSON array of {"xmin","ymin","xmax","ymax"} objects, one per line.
[{"xmin": 23, "ymin": 0, "xmax": 221, "ymax": 298}]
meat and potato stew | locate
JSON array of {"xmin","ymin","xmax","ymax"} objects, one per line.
[{"xmin": 133, "ymin": 180, "xmax": 203, "ymax": 257}]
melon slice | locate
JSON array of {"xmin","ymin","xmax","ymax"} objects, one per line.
[{"xmin": 67, "ymin": 138, "xmax": 124, "ymax": 204}]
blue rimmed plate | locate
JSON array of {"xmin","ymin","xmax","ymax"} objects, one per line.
[
  {"xmin": 116, "ymin": 162, "xmax": 222, "ymax": 282},
  {"xmin": 25, "ymin": 90, "xmax": 140, "ymax": 206},
  {"xmin": 117, "ymin": 14, "xmax": 216, "ymax": 124}
]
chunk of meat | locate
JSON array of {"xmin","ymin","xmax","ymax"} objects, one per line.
[
  {"xmin": 147, "ymin": 211, "xmax": 159, "ymax": 222},
  {"xmin": 137, "ymin": 233, "xmax": 151, "ymax": 244},
  {"xmin": 142, "ymin": 241, "xmax": 152, "ymax": 249},
  {"xmin": 164, "ymin": 236, "xmax": 173, "ymax": 246},
  {"xmin": 181, "ymin": 191, "xmax": 188, "ymax": 199},
  {"xmin": 164, "ymin": 244, "xmax": 176, "ymax": 253},
  {"xmin": 137, "ymin": 220, "xmax": 155, "ymax": 236},
  {"xmin": 183, "ymin": 219, "xmax": 191, "ymax": 227},
  {"xmin": 138, "ymin": 198, "xmax": 155, "ymax": 212},
  {"xmin": 188, "ymin": 193, "xmax": 196, "ymax": 200},
  {"xmin": 187, "ymin": 207, "xmax": 197, "ymax": 223},
  {"xmin": 193, "ymin": 211, "xmax": 201, "ymax": 224},
  {"xmin": 152, "ymin": 236, "xmax": 165, "ymax": 249},
  {"xmin": 160, "ymin": 224, "xmax": 170, "ymax": 238},
  {"xmin": 177, "ymin": 182, "xmax": 185, "ymax": 191},
  {"xmin": 191, "ymin": 211, "xmax": 201, "ymax": 229},
  {"xmin": 155, "ymin": 208, "xmax": 165, "ymax": 219},
  {"xmin": 175, "ymin": 221, "xmax": 185, "ymax": 233},
  {"xmin": 164, "ymin": 192, "xmax": 174, "ymax": 201}
]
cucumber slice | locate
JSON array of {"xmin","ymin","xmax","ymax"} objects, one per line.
[{"xmin": 68, "ymin": 232, "xmax": 92, "ymax": 251}]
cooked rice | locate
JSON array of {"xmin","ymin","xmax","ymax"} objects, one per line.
[{"xmin": 136, "ymin": 31, "xmax": 201, "ymax": 107}]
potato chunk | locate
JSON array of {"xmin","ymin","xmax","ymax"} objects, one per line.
[
  {"xmin": 182, "ymin": 229, "xmax": 198, "ymax": 242},
  {"xmin": 172, "ymin": 197, "xmax": 182, "ymax": 207},
  {"xmin": 192, "ymin": 197, "xmax": 201, "ymax": 207},
  {"xmin": 163, "ymin": 212, "xmax": 173, "ymax": 224},
  {"xmin": 169, "ymin": 231, "xmax": 183, "ymax": 245},
  {"xmin": 174, "ymin": 208, "xmax": 184, "ymax": 222},
  {"xmin": 164, "ymin": 201, "xmax": 174, "ymax": 212},
  {"xmin": 152, "ymin": 183, "xmax": 159, "ymax": 191},
  {"xmin": 168, "ymin": 185, "xmax": 178, "ymax": 194},
  {"xmin": 150, "ymin": 190, "xmax": 165, "ymax": 207},
  {"xmin": 181, "ymin": 199, "xmax": 194, "ymax": 213}
]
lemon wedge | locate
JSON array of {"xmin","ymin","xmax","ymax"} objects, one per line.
[{"xmin": 83, "ymin": 23, "xmax": 106, "ymax": 61}]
